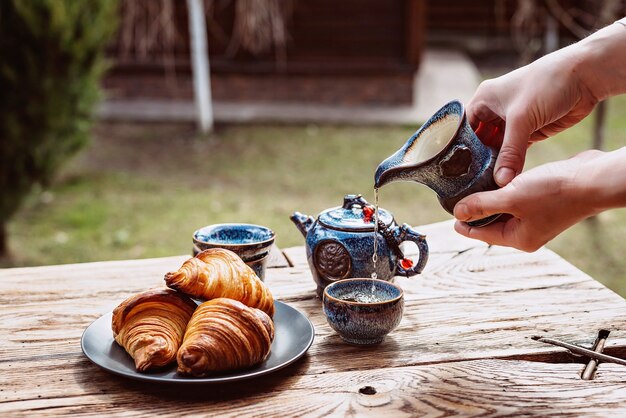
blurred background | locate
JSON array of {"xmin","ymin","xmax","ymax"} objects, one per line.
[{"xmin": 2, "ymin": 0, "xmax": 626, "ymax": 295}]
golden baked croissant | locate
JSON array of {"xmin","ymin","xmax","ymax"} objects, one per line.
[
  {"xmin": 164, "ymin": 248, "xmax": 274, "ymax": 317},
  {"xmin": 112, "ymin": 288, "xmax": 197, "ymax": 372},
  {"xmin": 177, "ymin": 298, "xmax": 275, "ymax": 376}
]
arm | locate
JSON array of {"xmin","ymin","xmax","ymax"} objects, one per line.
[
  {"xmin": 577, "ymin": 17, "xmax": 626, "ymax": 102},
  {"xmin": 453, "ymin": 147, "xmax": 626, "ymax": 252},
  {"xmin": 468, "ymin": 18, "xmax": 626, "ymax": 186}
]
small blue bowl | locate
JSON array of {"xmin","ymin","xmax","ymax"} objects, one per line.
[
  {"xmin": 323, "ymin": 278, "xmax": 404, "ymax": 345},
  {"xmin": 193, "ymin": 223, "xmax": 275, "ymax": 280}
]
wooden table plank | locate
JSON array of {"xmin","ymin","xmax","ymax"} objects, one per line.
[
  {"xmin": 268, "ymin": 244, "xmax": 290, "ymax": 268},
  {"xmin": 3, "ymin": 359, "xmax": 626, "ymax": 416},
  {"xmin": 2, "ymin": 248, "xmax": 626, "ymax": 375},
  {"xmin": 3, "ymin": 220, "xmax": 626, "ymax": 415}
]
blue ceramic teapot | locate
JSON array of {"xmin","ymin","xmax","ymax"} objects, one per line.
[{"xmin": 290, "ymin": 194, "xmax": 428, "ymax": 296}]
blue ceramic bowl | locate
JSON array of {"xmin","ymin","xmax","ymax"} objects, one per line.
[
  {"xmin": 193, "ymin": 223, "xmax": 275, "ymax": 280},
  {"xmin": 323, "ymin": 278, "xmax": 404, "ymax": 345}
]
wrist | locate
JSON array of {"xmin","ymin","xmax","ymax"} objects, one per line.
[
  {"xmin": 578, "ymin": 148, "xmax": 626, "ymax": 214},
  {"xmin": 574, "ymin": 19, "xmax": 626, "ymax": 101}
]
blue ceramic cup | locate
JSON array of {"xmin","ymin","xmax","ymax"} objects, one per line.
[
  {"xmin": 193, "ymin": 223, "xmax": 275, "ymax": 281},
  {"xmin": 323, "ymin": 278, "xmax": 404, "ymax": 345}
]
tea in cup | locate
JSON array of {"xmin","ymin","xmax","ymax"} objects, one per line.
[{"xmin": 323, "ymin": 278, "xmax": 404, "ymax": 345}]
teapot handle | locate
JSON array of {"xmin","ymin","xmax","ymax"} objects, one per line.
[{"xmin": 392, "ymin": 223, "xmax": 429, "ymax": 277}]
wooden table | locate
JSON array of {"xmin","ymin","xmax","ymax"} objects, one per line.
[{"xmin": 3, "ymin": 220, "xmax": 626, "ymax": 416}]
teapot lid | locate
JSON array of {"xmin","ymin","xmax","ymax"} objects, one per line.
[{"xmin": 318, "ymin": 194, "xmax": 394, "ymax": 232}]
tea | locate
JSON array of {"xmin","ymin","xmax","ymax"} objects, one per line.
[
  {"xmin": 371, "ymin": 187, "xmax": 380, "ymax": 281},
  {"xmin": 339, "ymin": 291, "xmax": 387, "ymax": 304}
]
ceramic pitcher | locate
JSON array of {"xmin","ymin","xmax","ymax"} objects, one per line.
[{"xmin": 374, "ymin": 100, "xmax": 501, "ymax": 227}]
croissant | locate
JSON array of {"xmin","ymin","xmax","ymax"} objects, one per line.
[
  {"xmin": 164, "ymin": 248, "xmax": 274, "ymax": 317},
  {"xmin": 177, "ymin": 298, "xmax": 274, "ymax": 376},
  {"xmin": 111, "ymin": 288, "xmax": 197, "ymax": 372}
]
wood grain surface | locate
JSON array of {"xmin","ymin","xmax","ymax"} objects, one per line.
[{"xmin": 2, "ymin": 220, "xmax": 626, "ymax": 416}]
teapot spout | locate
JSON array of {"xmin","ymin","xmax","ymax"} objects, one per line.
[{"xmin": 290, "ymin": 212, "xmax": 315, "ymax": 237}]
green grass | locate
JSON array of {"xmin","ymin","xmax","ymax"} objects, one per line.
[{"xmin": 5, "ymin": 95, "xmax": 626, "ymax": 296}]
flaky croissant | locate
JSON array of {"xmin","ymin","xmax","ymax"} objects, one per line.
[
  {"xmin": 177, "ymin": 298, "xmax": 274, "ymax": 376},
  {"xmin": 164, "ymin": 248, "xmax": 274, "ymax": 317},
  {"xmin": 112, "ymin": 288, "xmax": 197, "ymax": 372}
]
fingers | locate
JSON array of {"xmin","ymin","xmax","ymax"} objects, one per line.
[
  {"xmin": 454, "ymin": 217, "xmax": 529, "ymax": 250},
  {"xmin": 474, "ymin": 121, "xmax": 505, "ymax": 149},
  {"xmin": 494, "ymin": 113, "xmax": 532, "ymax": 186},
  {"xmin": 453, "ymin": 188, "xmax": 514, "ymax": 223},
  {"xmin": 454, "ymin": 219, "xmax": 507, "ymax": 246},
  {"xmin": 467, "ymin": 91, "xmax": 501, "ymax": 130},
  {"xmin": 468, "ymin": 90, "xmax": 527, "ymax": 185},
  {"xmin": 455, "ymin": 218, "xmax": 545, "ymax": 252},
  {"xmin": 468, "ymin": 79, "xmax": 533, "ymax": 186}
]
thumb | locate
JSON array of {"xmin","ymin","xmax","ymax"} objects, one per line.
[
  {"xmin": 495, "ymin": 114, "xmax": 532, "ymax": 186},
  {"xmin": 454, "ymin": 188, "xmax": 513, "ymax": 223}
]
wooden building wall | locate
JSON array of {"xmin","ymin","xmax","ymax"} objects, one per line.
[
  {"xmin": 104, "ymin": 0, "xmax": 625, "ymax": 105},
  {"xmin": 109, "ymin": 0, "xmax": 423, "ymax": 73},
  {"xmin": 105, "ymin": 0, "xmax": 423, "ymax": 105}
]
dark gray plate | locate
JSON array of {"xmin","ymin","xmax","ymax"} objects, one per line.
[{"xmin": 81, "ymin": 301, "xmax": 314, "ymax": 384}]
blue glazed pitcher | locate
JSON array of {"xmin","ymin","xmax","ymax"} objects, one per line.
[
  {"xmin": 291, "ymin": 194, "xmax": 428, "ymax": 297},
  {"xmin": 374, "ymin": 100, "xmax": 501, "ymax": 227}
]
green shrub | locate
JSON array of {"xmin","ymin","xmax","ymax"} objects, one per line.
[{"xmin": 0, "ymin": 0, "xmax": 117, "ymax": 255}]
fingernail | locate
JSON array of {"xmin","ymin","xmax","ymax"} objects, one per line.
[
  {"xmin": 495, "ymin": 167, "xmax": 515, "ymax": 186},
  {"xmin": 454, "ymin": 203, "xmax": 470, "ymax": 221}
]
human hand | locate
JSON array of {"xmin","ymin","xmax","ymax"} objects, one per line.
[
  {"xmin": 467, "ymin": 51, "xmax": 598, "ymax": 187},
  {"xmin": 468, "ymin": 19, "xmax": 626, "ymax": 188},
  {"xmin": 453, "ymin": 150, "xmax": 608, "ymax": 252}
]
